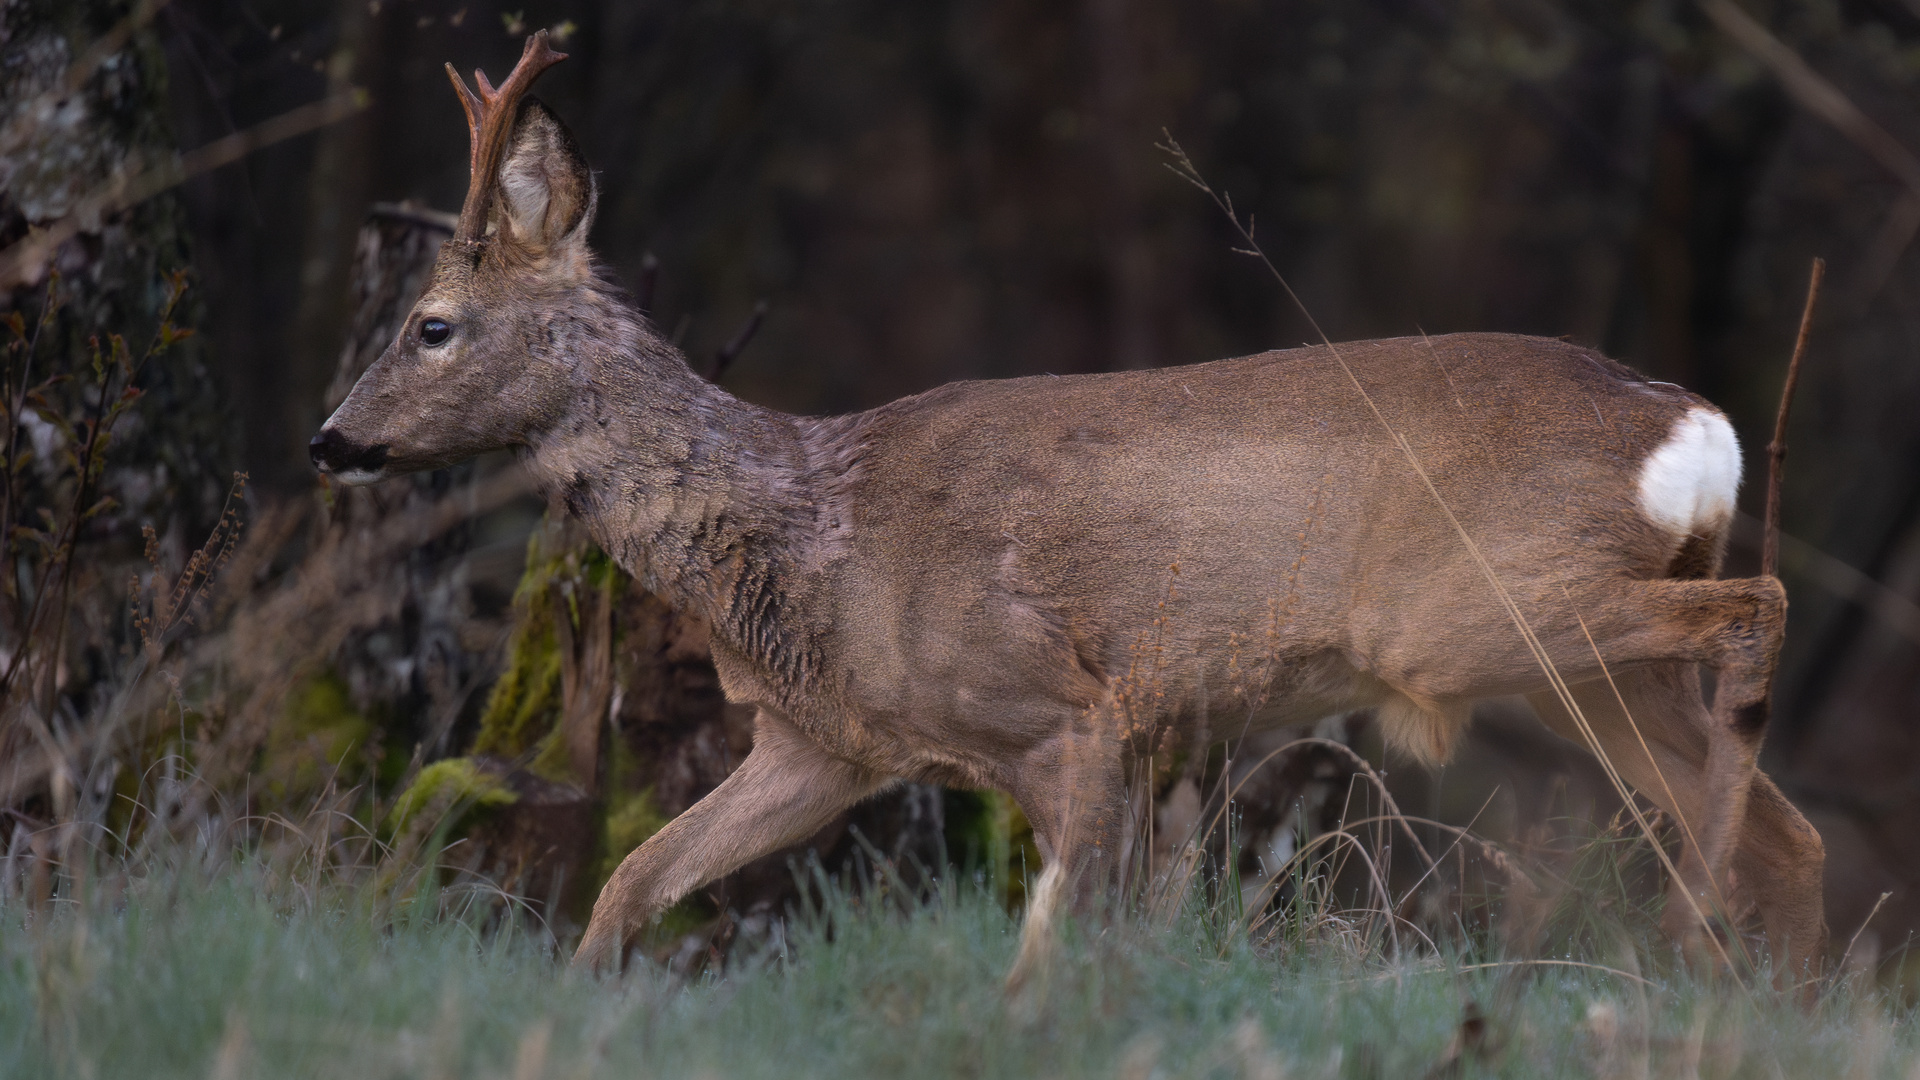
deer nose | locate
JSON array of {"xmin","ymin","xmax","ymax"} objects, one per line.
[
  {"xmin": 308, "ymin": 427, "xmax": 389, "ymax": 476},
  {"xmin": 308, "ymin": 428, "xmax": 343, "ymax": 472}
]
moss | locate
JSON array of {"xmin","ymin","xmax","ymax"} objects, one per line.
[
  {"xmin": 471, "ymin": 594, "xmax": 563, "ymax": 760},
  {"xmin": 473, "ymin": 517, "xmax": 623, "ymax": 762},
  {"xmin": 942, "ymin": 789, "xmax": 1039, "ymax": 909},
  {"xmin": 385, "ymin": 758, "xmax": 518, "ymax": 835},
  {"xmin": 525, "ymin": 728, "xmax": 575, "ymax": 785},
  {"xmin": 650, "ymin": 896, "xmax": 714, "ymax": 943},
  {"xmin": 595, "ymin": 786, "xmax": 670, "ymax": 889},
  {"xmin": 261, "ymin": 671, "xmax": 376, "ymax": 805}
]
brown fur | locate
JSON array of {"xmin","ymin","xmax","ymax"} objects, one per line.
[{"xmin": 311, "ymin": 36, "xmax": 1826, "ymax": 984}]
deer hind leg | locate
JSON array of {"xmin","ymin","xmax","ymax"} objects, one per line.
[
  {"xmin": 1531, "ymin": 574, "xmax": 1823, "ymax": 974},
  {"xmin": 572, "ymin": 709, "xmax": 888, "ymax": 972},
  {"xmin": 1529, "ymin": 665, "xmax": 1725, "ymax": 953},
  {"xmin": 1732, "ymin": 770, "xmax": 1826, "ymax": 981}
]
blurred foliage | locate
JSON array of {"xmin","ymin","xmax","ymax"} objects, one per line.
[{"xmin": 260, "ymin": 669, "xmax": 375, "ymax": 802}]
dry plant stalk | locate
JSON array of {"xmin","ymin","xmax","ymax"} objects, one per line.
[{"xmin": 1762, "ymin": 257, "xmax": 1825, "ymax": 579}]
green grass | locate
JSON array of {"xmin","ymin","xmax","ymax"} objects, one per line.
[{"xmin": 4, "ymin": 853, "xmax": 1916, "ymax": 1080}]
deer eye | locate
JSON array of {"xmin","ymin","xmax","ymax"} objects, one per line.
[{"xmin": 419, "ymin": 318, "xmax": 451, "ymax": 346}]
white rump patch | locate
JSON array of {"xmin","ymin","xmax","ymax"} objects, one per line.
[{"xmin": 1636, "ymin": 407, "xmax": 1741, "ymax": 537}]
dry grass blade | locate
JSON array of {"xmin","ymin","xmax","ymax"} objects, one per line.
[
  {"xmin": 1139, "ymin": 731, "xmax": 1449, "ymax": 956},
  {"xmin": 1453, "ymin": 959, "xmax": 1656, "ymax": 988},
  {"xmin": 1158, "ymin": 133, "xmax": 1746, "ymax": 981},
  {"xmin": 1820, "ymin": 890, "xmax": 1894, "ymax": 1010}
]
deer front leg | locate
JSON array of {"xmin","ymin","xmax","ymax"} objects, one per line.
[
  {"xmin": 573, "ymin": 709, "xmax": 889, "ymax": 971},
  {"xmin": 1003, "ymin": 720, "xmax": 1129, "ymax": 1001}
]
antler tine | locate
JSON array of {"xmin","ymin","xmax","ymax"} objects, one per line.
[
  {"xmin": 445, "ymin": 30, "xmax": 568, "ymax": 243},
  {"xmin": 445, "ymin": 63, "xmax": 483, "ymax": 136}
]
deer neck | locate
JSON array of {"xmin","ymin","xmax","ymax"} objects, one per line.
[{"xmin": 518, "ymin": 298, "xmax": 815, "ymax": 664}]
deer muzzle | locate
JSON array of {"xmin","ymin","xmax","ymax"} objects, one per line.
[{"xmin": 308, "ymin": 426, "xmax": 391, "ymax": 485}]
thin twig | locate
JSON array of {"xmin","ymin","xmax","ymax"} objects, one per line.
[
  {"xmin": 0, "ymin": 92, "xmax": 369, "ymax": 289},
  {"xmin": 367, "ymin": 203, "xmax": 458, "ymax": 234},
  {"xmin": 1701, "ymin": 0, "xmax": 1920, "ymax": 302},
  {"xmin": 1763, "ymin": 258, "xmax": 1824, "ymax": 580},
  {"xmin": 707, "ymin": 300, "xmax": 768, "ymax": 382},
  {"xmin": 1700, "ymin": 0, "xmax": 1920, "ymax": 197},
  {"xmin": 0, "ymin": 275, "xmax": 60, "ymax": 614}
]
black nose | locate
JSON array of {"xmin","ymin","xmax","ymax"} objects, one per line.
[
  {"xmin": 308, "ymin": 428, "xmax": 341, "ymax": 471},
  {"xmin": 308, "ymin": 427, "xmax": 389, "ymax": 475}
]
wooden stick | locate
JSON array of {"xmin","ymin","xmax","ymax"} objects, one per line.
[
  {"xmin": 708, "ymin": 300, "xmax": 769, "ymax": 382},
  {"xmin": 1763, "ymin": 257, "xmax": 1824, "ymax": 579}
]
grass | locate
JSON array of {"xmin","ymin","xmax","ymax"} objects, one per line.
[{"xmin": 4, "ymin": 836, "xmax": 1917, "ymax": 1080}]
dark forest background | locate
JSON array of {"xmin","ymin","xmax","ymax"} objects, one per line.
[{"xmin": 7, "ymin": 0, "xmax": 1920, "ymax": 965}]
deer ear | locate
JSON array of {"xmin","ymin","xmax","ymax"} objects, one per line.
[{"xmin": 494, "ymin": 98, "xmax": 595, "ymax": 267}]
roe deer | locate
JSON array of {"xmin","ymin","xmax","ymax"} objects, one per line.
[{"xmin": 310, "ymin": 31, "xmax": 1826, "ymax": 982}]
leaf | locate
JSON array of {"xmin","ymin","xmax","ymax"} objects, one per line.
[
  {"xmin": 4, "ymin": 312, "xmax": 23, "ymax": 341},
  {"xmin": 31, "ymin": 405, "xmax": 78, "ymax": 446},
  {"xmin": 87, "ymin": 436, "xmax": 114, "ymax": 480},
  {"xmin": 81, "ymin": 496, "xmax": 119, "ymax": 521}
]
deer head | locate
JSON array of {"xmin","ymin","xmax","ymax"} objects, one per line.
[{"xmin": 310, "ymin": 31, "xmax": 597, "ymax": 482}]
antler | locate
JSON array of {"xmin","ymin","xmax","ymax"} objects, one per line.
[{"xmin": 445, "ymin": 30, "xmax": 568, "ymax": 244}]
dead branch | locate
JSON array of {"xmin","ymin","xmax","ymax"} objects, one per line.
[
  {"xmin": 1701, "ymin": 0, "xmax": 1920, "ymax": 301},
  {"xmin": 0, "ymin": 92, "xmax": 369, "ymax": 290},
  {"xmin": 707, "ymin": 300, "xmax": 769, "ymax": 382},
  {"xmin": 1763, "ymin": 257, "xmax": 1824, "ymax": 579},
  {"xmin": 1701, "ymin": 0, "xmax": 1920, "ymax": 196}
]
